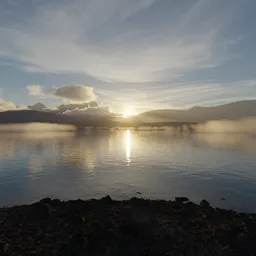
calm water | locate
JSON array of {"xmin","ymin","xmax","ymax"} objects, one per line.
[{"xmin": 1, "ymin": 125, "xmax": 256, "ymax": 212}]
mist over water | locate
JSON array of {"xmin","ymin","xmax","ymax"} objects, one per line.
[
  {"xmin": 194, "ymin": 117, "xmax": 256, "ymax": 134},
  {"xmin": 0, "ymin": 124, "xmax": 256, "ymax": 212},
  {"xmin": 0, "ymin": 123, "xmax": 76, "ymax": 132}
]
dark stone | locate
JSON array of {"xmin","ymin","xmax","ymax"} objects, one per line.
[
  {"xmin": 0, "ymin": 242, "xmax": 10, "ymax": 254},
  {"xmin": 38, "ymin": 198, "xmax": 61, "ymax": 211},
  {"xmin": 178, "ymin": 205, "xmax": 194, "ymax": 216},
  {"xmin": 119, "ymin": 216, "xmax": 157, "ymax": 239},
  {"xmin": 40, "ymin": 198, "xmax": 52, "ymax": 204},
  {"xmin": 119, "ymin": 222, "xmax": 140, "ymax": 237},
  {"xmin": 226, "ymin": 210, "xmax": 237, "ymax": 221},
  {"xmin": 200, "ymin": 199, "xmax": 210, "ymax": 207},
  {"xmin": 215, "ymin": 229, "xmax": 237, "ymax": 246},
  {"xmin": 175, "ymin": 197, "xmax": 189, "ymax": 203},
  {"xmin": 136, "ymin": 192, "xmax": 142, "ymax": 195},
  {"xmin": 56, "ymin": 243, "xmax": 72, "ymax": 256},
  {"xmin": 64, "ymin": 200, "xmax": 86, "ymax": 215},
  {"xmin": 87, "ymin": 221, "xmax": 106, "ymax": 236},
  {"xmin": 29, "ymin": 202, "xmax": 50, "ymax": 219},
  {"xmin": 130, "ymin": 197, "xmax": 150, "ymax": 205},
  {"xmin": 52, "ymin": 199, "xmax": 61, "ymax": 205},
  {"xmin": 100, "ymin": 195, "xmax": 112, "ymax": 203},
  {"xmin": 67, "ymin": 214, "xmax": 87, "ymax": 226},
  {"xmin": 85, "ymin": 222, "xmax": 110, "ymax": 253},
  {"xmin": 70, "ymin": 233, "xmax": 86, "ymax": 247},
  {"xmin": 2, "ymin": 197, "xmax": 256, "ymax": 256}
]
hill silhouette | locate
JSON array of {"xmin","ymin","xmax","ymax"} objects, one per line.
[
  {"xmin": 129, "ymin": 100, "xmax": 256, "ymax": 123},
  {"xmin": 28, "ymin": 103, "xmax": 47, "ymax": 111},
  {"xmin": 0, "ymin": 110, "xmax": 115, "ymax": 127},
  {"xmin": 0, "ymin": 100, "xmax": 256, "ymax": 126}
]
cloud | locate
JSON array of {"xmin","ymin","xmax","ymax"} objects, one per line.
[
  {"xmin": 27, "ymin": 85, "xmax": 45, "ymax": 95},
  {"xmin": 0, "ymin": 0, "xmax": 236, "ymax": 83},
  {"xmin": 55, "ymin": 101, "xmax": 112, "ymax": 118},
  {"xmin": 63, "ymin": 106, "xmax": 113, "ymax": 118},
  {"xmin": 57, "ymin": 102, "xmax": 98, "ymax": 113},
  {"xmin": 26, "ymin": 85, "xmax": 96, "ymax": 103},
  {"xmin": 97, "ymin": 79, "xmax": 256, "ymax": 111},
  {"xmin": 53, "ymin": 85, "xmax": 96, "ymax": 102},
  {"xmin": 0, "ymin": 99, "xmax": 17, "ymax": 111},
  {"xmin": 0, "ymin": 98, "xmax": 26, "ymax": 112}
]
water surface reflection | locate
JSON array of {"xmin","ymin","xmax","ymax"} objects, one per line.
[
  {"xmin": 125, "ymin": 130, "xmax": 131, "ymax": 165},
  {"xmin": 0, "ymin": 127, "xmax": 256, "ymax": 211}
]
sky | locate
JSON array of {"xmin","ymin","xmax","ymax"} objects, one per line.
[{"xmin": 0, "ymin": 0, "xmax": 256, "ymax": 114}]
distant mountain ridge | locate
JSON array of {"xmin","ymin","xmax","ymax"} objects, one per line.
[
  {"xmin": 0, "ymin": 110, "xmax": 114, "ymax": 126},
  {"xmin": 28, "ymin": 103, "xmax": 47, "ymax": 111},
  {"xmin": 0, "ymin": 100, "xmax": 256, "ymax": 125},
  {"xmin": 131, "ymin": 100, "xmax": 256, "ymax": 123}
]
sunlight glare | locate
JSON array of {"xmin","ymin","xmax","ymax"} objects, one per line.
[
  {"xmin": 123, "ymin": 108, "xmax": 137, "ymax": 118},
  {"xmin": 123, "ymin": 109, "xmax": 132, "ymax": 118},
  {"xmin": 125, "ymin": 130, "xmax": 131, "ymax": 165}
]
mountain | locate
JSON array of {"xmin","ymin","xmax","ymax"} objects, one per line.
[
  {"xmin": 0, "ymin": 110, "xmax": 68, "ymax": 124},
  {"xmin": 0, "ymin": 110, "xmax": 115, "ymax": 126},
  {"xmin": 28, "ymin": 103, "xmax": 47, "ymax": 111},
  {"xmin": 0, "ymin": 100, "xmax": 256, "ymax": 126},
  {"xmin": 130, "ymin": 100, "xmax": 256, "ymax": 123}
]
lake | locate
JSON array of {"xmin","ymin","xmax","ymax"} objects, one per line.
[{"xmin": 1, "ymin": 124, "xmax": 256, "ymax": 212}]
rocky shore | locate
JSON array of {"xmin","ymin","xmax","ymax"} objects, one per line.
[{"xmin": 0, "ymin": 196, "xmax": 256, "ymax": 256}]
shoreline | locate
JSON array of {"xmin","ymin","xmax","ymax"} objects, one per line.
[{"xmin": 1, "ymin": 196, "xmax": 256, "ymax": 255}]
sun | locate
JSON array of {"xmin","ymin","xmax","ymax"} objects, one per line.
[
  {"xmin": 123, "ymin": 108, "xmax": 137, "ymax": 118},
  {"xmin": 123, "ymin": 109, "xmax": 133, "ymax": 118}
]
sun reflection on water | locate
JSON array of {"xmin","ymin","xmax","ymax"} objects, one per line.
[{"xmin": 125, "ymin": 130, "xmax": 131, "ymax": 165}]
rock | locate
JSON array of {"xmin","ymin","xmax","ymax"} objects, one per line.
[
  {"xmin": 69, "ymin": 214, "xmax": 87, "ymax": 225},
  {"xmin": 175, "ymin": 197, "xmax": 189, "ymax": 203},
  {"xmin": 215, "ymin": 229, "xmax": 237, "ymax": 246},
  {"xmin": 136, "ymin": 192, "xmax": 142, "ymax": 195},
  {"xmin": 87, "ymin": 221, "xmax": 106, "ymax": 236},
  {"xmin": 100, "ymin": 195, "xmax": 112, "ymax": 203},
  {"xmin": 56, "ymin": 243, "xmax": 72, "ymax": 256},
  {"xmin": 51, "ymin": 199, "xmax": 61, "ymax": 206},
  {"xmin": 1, "ymin": 197, "xmax": 256, "ymax": 256},
  {"xmin": 39, "ymin": 198, "xmax": 60, "ymax": 211},
  {"xmin": 40, "ymin": 198, "xmax": 52, "ymax": 204},
  {"xmin": 55, "ymin": 234, "xmax": 87, "ymax": 255},
  {"xmin": 200, "ymin": 199, "xmax": 210, "ymax": 207},
  {"xmin": 85, "ymin": 222, "xmax": 111, "ymax": 253},
  {"xmin": 29, "ymin": 202, "xmax": 50, "ymax": 219},
  {"xmin": 119, "ymin": 222, "xmax": 140, "ymax": 237},
  {"xmin": 130, "ymin": 197, "xmax": 150, "ymax": 206},
  {"xmin": 226, "ymin": 210, "xmax": 237, "ymax": 221},
  {"xmin": 178, "ymin": 205, "xmax": 194, "ymax": 216},
  {"xmin": 0, "ymin": 242, "xmax": 10, "ymax": 254},
  {"xmin": 119, "ymin": 216, "xmax": 157, "ymax": 239},
  {"xmin": 64, "ymin": 200, "xmax": 86, "ymax": 215},
  {"xmin": 70, "ymin": 233, "xmax": 86, "ymax": 247}
]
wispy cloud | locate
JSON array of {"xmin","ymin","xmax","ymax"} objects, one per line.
[
  {"xmin": 97, "ymin": 80, "xmax": 256, "ymax": 111},
  {"xmin": 0, "ymin": 0, "xmax": 236, "ymax": 83}
]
